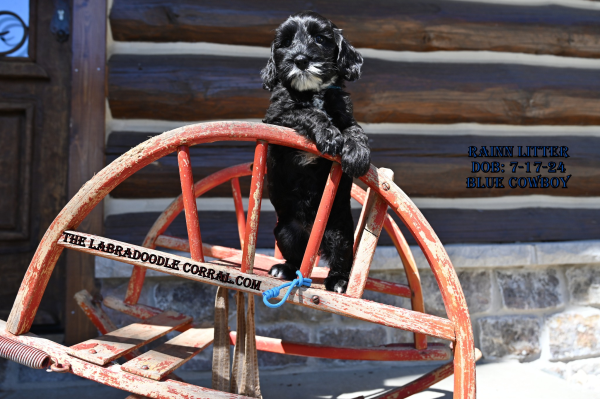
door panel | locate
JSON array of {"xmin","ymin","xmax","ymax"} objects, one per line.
[
  {"xmin": 0, "ymin": 0, "xmax": 71, "ymax": 333},
  {"xmin": 0, "ymin": 103, "xmax": 33, "ymax": 239}
]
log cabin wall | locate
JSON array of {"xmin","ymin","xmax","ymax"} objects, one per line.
[
  {"xmin": 98, "ymin": 0, "xmax": 600, "ymax": 371},
  {"xmin": 103, "ymin": 0, "xmax": 600, "ymax": 247}
]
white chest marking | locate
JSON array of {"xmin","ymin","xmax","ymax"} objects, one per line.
[
  {"xmin": 312, "ymin": 97, "xmax": 324, "ymax": 109},
  {"xmin": 295, "ymin": 151, "xmax": 320, "ymax": 166}
]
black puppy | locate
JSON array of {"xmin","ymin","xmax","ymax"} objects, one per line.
[{"xmin": 261, "ymin": 11, "xmax": 370, "ymax": 293}]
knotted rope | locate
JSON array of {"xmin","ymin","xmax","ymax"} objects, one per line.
[{"xmin": 262, "ymin": 270, "xmax": 312, "ymax": 308}]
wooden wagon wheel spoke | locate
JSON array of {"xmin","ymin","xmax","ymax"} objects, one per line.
[
  {"xmin": 299, "ymin": 162, "xmax": 343, "ymax": 277},
  {"xmin": 348, "ymin": 168, "xmax": 394, "ymax": 298},
  {"xmin": 241, "ymin": 140, "xmax": 268, "ymax": 274},
  {"xmin": 177, "ymin": 145, "xmax": 205, "ymax": 263},
  {"xmin": 230, "ymin": 177, "xmax": 246, "ymax": 247}
]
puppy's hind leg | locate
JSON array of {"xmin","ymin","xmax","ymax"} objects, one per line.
[
  {"xmin": 269, "ymin": 218, "xmax": 309, "ymax": 280},
  {"xmin": 321, "ymin": 218, "xmax": 355, "ymax": 293}
]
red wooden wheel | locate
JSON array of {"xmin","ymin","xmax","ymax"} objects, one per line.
[{"xmin": 2, "ymin": 122, "xmax": 475, "ymax": 399}]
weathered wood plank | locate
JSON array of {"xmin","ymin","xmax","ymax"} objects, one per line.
[
  {"xmin": 121, "ymin": 328, "xmax": 214, "ymax": 380},
  {"xmin": 108, "ymin": 54, "xmax": 600, "ymax": 124},
  {"xmin": 68, "ymin": 310, "xmax": 192, "ymax": 365},
  {"xmin": 74, "ymin": 290, "xmax": 142, "ymax": 360},
  {"xmin": 107, "ymin": 132, "xmax": 600, "ymax": 198},
  {"xmin": 347, "ymin": 169, "xmax": 392, "ymax": 298},
  {"xmin": 58, "ymin": 230, "xmax": 457, "ymax": 341},
  {"xmin": 108, "ymin": 55, "xmax": 267, "ymax": 122},
  {"xmin": 66, "ymin": 0, "xmax": 107, "ymax": 345},
  {"xmin": 105, "ymin": 208, "xmax": 600, "ymax": 247},
  {"xmin": 103, "ymin": 296, "xmax": 164, "ymax": 320},
  {"xmin": 109, "ymin": 0, "xmax": 600, "ymax": 59}
]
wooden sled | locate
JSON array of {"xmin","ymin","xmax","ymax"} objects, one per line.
[{"xmin": 0, "ymin": 122, "xmax": 477, "ymax": 399}]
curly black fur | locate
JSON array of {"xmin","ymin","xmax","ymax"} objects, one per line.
[{"xmin": 261, "ymin": 11, "xmax": 370, "ymax": 293}]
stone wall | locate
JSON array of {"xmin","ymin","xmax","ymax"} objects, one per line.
[{"xmin": 96, "ymin": 240, "xmax": 600, "ymax": 380}]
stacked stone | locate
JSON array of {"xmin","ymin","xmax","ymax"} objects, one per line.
[{"xmin": 97, "ymin": 240, "xmax": 600, "ymax": 388}]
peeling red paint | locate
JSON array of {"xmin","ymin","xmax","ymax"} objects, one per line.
[
  {"xmin": 241, "ymin": 141, "xmax": 268, "ymax": 274},
  {"xmin": 347, "ymin": 168, "xmax": 392, "ymax": 298},
  {"xmin": 231, "ymin": 177, "xmax": 246, "ymax": 247},
  {"xmin": 120, "ymin": 328, "xmax": 214, "ymax": 380},
  {"xmin": 299, "ymin": 162, "xmax": 342, "ymax": 277},
  {"xmin": 70, "ymin": 342, "xmax": 98, "ymax": 351},
  {"xmin": 68, "ymin": 311, "xmax": 191, "ymax": 365},
  {"xmin": 177, "ymin": 146, "xmax": 205, "ymax": 264}
]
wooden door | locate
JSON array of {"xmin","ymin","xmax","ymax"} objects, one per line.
[{"xmin": 0, "ymin": 0, "xmax": 71, "ymax": 335}]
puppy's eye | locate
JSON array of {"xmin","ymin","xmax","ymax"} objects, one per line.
[
  {"xmin": 281, "ymin": 39, "xmax": 292, "ymax": 47},
  {"xmin": 315, "ymin": 35, "xmax": 325, "ymax": 44}
]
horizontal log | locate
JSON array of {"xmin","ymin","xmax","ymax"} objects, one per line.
[
  {"xmin": 107, "ymin": 131, "xmax": 600, "ymax": 198},
  {"xmin": 107, "ymin": 137, "xmax": 257, "ymax": 197},
  {"xmin": 108, "ymin": 54, "xmax": 600, "ymax": 124},
  {"xmin": 105, "ymin": 208, "xmax": 600, "ymax": 247},
  {"xmin": 106, "ymin": 210, "xmax": 277, "ymax": 248},
  {"xmin": 109, "ymin": 0, "xmax": 600, "ymax": 58}
]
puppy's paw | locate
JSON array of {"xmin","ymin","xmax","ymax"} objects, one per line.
[
  {"xmin": 316, "ymin": 126, "xmax": 344, "ymax": 157},
  {"xmin": 268, "ymin": 263, "xmax": 298, "ymax": 280},
  {"xmin": 325, "ymin": 275, "xmax": 348, "ymax": 293},
  {"xmin": 341, "ymin": 139, "xmax": 371, "ymax": 178}
]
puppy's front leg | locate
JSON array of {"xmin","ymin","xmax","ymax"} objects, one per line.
[
  {"xmin": 269, "ymin": 218, "xmax": 309, "ymax": 280},
  {"xmin": 341, "ymin": 125, "xmax": 371, "ymax": 178},
  {"xmin": 274, "ymin": 109, "xmax": 344, "ymax": 156}
]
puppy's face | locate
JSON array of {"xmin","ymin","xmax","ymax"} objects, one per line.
[{"xmin": 261, "ymin": 11, "xmax": 363, "ymax": 92}]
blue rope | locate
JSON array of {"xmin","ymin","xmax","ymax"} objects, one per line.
[
  {"xmin": 262, "ymin": 270, "xmax": 312, "ymax": 308},
  {"xmin": 326, "ymin": 85, "xmax": 342, "ymax": 90}
]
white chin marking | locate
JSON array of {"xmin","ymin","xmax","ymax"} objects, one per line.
[
  {"xmin": 295, "ymin": 151, "xmax": 319, "ymax": 166},
  {"xmin": 291, "ymin": 73, "xmax": 323, "ymax": 91}
]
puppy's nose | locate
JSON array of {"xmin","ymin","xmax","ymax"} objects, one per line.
[{"xmin": 294, "ymin": 55, "xmax": 310, "ymax": 71}]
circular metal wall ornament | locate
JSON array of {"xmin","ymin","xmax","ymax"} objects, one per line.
[{"xmin": 0, "ymin": 11, "xmax": 29, "ymax": 57}]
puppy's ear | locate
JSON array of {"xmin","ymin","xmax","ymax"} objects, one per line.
[
  {"xmin": 334, "ymin": 28, "xmax": 363, "ymax": 82},
  {"xmin": 261, "ymin": 43, "xmax": 278, "ymax": 91}
]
